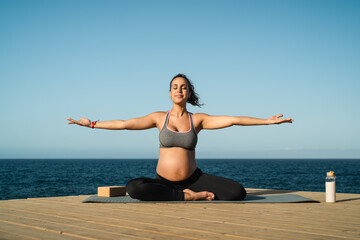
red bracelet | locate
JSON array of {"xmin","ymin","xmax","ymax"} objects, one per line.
[{"xmin": 91, "ymin": 121, "xmax": 98, "ymax": 129}]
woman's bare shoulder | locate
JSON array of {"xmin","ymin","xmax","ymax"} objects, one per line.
[
  {"xmin": 148, "ymin": 111, "xmax": 167, "ymax": 120},
  {"xmin": 191, "ymin": 113, "xmax": 210, "ymax": 123},
  {"xmin": 192, "ymin": 112, "xmax": 210, "ymax": 118}
]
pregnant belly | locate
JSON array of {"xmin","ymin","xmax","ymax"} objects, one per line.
[{"xmin": 157, "ymin": 148, "xmax": 197, "ymax": 181}]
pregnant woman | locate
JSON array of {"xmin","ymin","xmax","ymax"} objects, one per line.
[{"xmin": 67, "ymin": 73, "xmax": 293, "ymax": 201}]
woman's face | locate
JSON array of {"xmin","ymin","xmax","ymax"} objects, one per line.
[{"xmin": 169, "ymin": 77, "xmax": 191, "ymax": 105}]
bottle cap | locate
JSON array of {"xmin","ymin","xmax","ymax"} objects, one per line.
[{"xmin": 327, "ymin": 171, "xmax": 336, "ymax": 178}]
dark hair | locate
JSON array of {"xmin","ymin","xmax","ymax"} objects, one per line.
[{"xmin": 170, "ymin": 73, "xmax": 204, "ymax": 107}]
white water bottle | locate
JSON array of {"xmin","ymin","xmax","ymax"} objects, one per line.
[{"xmin": 326, "ymin": 171, "xmax": 336, "ymax": 203}]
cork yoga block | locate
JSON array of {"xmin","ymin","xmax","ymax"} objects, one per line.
[{"xmin": 97, "ymin": 186, "xmax": 126, "ymax": 197}]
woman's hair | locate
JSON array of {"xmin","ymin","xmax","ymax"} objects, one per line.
[{"xmin": 170, "ymin": 73, "xmax": 204, "ymax": 107}]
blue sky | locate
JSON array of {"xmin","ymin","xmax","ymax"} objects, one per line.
[{"xmin": 0, "ymin": 0, "xmax": 359, "ymax": 159}]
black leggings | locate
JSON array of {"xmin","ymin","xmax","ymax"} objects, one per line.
[{"xmin": 126, "ymin": 168, "xmax": 247, "ymax": 201}]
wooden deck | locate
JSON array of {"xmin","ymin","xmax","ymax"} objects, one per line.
[{"xmin": 0, "ymin": 188, "xmax": 359, "ymax": 240}]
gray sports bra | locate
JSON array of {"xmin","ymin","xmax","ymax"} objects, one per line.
[{"xmin": 159, "ymin": 112, "xmax": 198, "ymax": 151}]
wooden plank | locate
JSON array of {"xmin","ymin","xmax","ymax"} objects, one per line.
[
  {"xmin": 0, "ymin": 210, "xmax": 186, "ymax": 240},
  {"xmin": 3, "ymin": 199, "xmax": 358, "ymax": 238},
  {"xmin": 0, "ymin": 229, "xmax": 40, "ymax": 240},
  {"xmin": 1, "ymin": 189, "xmax": 359, "ymax": 240},
  {"xmin": 0, "ymin": 204, "xmax": 257, "ymax": 240},
  {"xmin": 51, "ymin": 196, "xmax": 359, "ymax": 230},
  {"xmin": 0, "ymin": 200, "xmax": 356, "ymax": 239},
  {"xmin": 150, "ymin": 203, "xmax": 360, "ymax": 224},
  {"xmin": 0, "ymin": 219, "xmax": 81, "ymax": 240},
  {"xmin": 25, "ymin": 194, "xmax": 360, "ymax": 223},
  {"xmin": 1, "ymin": 199, "xmax": 358, "ymax": 240},
  {"xmin": 28, "ymin": 191, "xmax": 360, "ymax": 218}
]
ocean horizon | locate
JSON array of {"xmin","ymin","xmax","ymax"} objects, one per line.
[{"xmin": 1, "ymin": 158, "xmax": 359, "ymax": 200}]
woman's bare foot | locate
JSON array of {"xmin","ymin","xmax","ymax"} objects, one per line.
[{"xmin": 183, "ymin": 189, "xmax": 215, "ymax": 201}]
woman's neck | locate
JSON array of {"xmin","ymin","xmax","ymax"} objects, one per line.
[{"xmin": 171, "ymin": 104, "xmax": 187, "ymax": 117}]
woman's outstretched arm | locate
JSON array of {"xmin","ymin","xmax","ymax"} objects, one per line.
[
  {"xmin": 196, "ymin": 113, "xmax": 293, "ymax": 131},
  {"xmin": 67, "ymin": 112, "xmax": 164, "ymax": 130}
]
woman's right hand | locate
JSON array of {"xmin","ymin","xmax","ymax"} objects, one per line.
[{"xmin": 67, "ymin": 117, "xmax": 91, "ymax": 127}]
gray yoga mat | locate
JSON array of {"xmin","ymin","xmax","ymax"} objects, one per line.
[{"xmin": 82, "ymin": 194, "xmax": 317, "ymax": 203}]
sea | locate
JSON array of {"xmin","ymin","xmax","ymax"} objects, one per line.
[{"xmin": 0, "ymin": 158, "xmax": 359, "ymax": 200}]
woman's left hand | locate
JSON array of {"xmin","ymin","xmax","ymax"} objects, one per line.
[{"xmin": 267, "ymin": 114, "xmax": 293, "ymax": 124}]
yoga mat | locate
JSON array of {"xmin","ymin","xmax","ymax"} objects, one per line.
[{"xmin": 82, "ymin": 194, "xmax": 317, "ymax": 203}]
